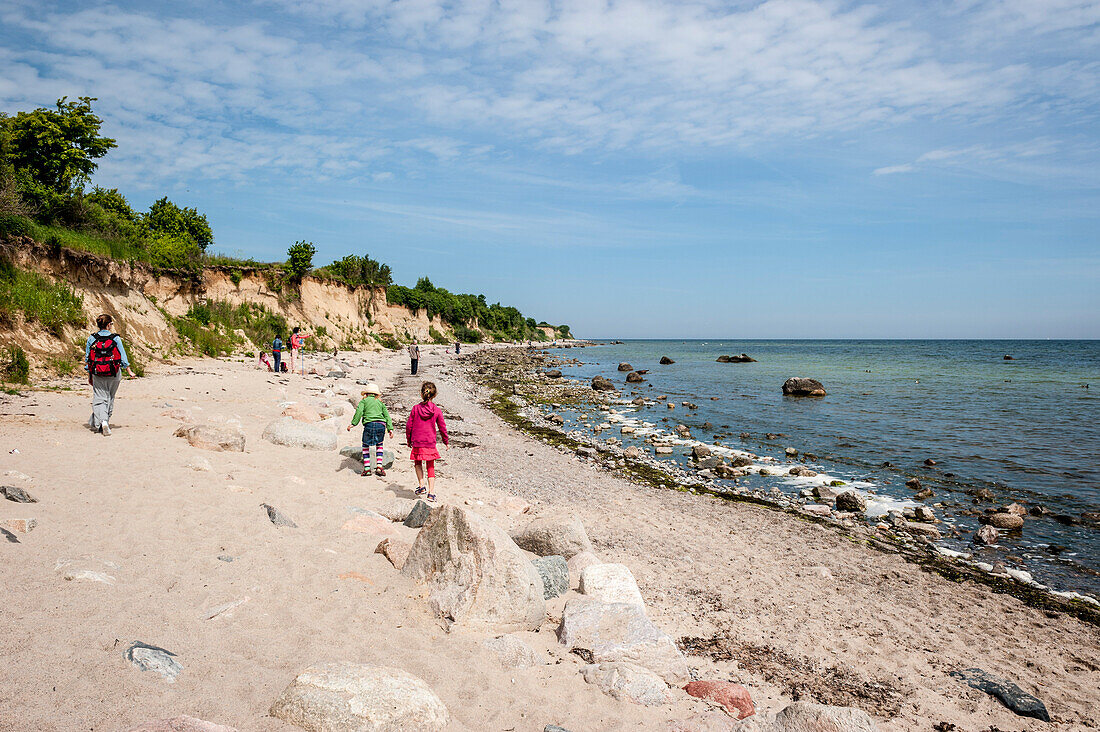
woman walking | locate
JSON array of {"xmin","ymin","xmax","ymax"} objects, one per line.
[{"xmin": 84, "ymin": 314, "xmax": 135, "ymax": 436}]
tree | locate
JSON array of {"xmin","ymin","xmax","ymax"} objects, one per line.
[
  {"xmin": 286, "ymin": 240, "xmax": 316, "ymax": 282},
  {"xmin": 1, "ymin": 97, "xmax": 116, "ymax": 193},
  {"xmin": 144, "ymin": 197, "xmax": 213, "ymax": 250},
  {"xmin": 86, "ymin": 186, "xmax": 137, "ymax": 223}
]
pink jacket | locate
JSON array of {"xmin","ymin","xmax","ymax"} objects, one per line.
[{"xmin": 406, "ymin": 401, "xmax": 449, "ymax": 448}]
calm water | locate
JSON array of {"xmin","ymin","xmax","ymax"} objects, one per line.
[{"xmin": 555, "ymin": 340, "xmax": 1100, "ymax": 598}]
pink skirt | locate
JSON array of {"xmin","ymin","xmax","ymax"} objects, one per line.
[{"xmin": 410, "ymin": 446, "xmax": 440, "ymax": 462}]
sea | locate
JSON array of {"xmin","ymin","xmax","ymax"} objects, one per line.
[{"xmin": 549, "ymin": 339, "xmax": 1100, "ymax": 600}]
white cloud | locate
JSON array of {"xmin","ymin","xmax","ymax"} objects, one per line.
[{"xmin": 873, "ymin": 164, "xmax": 915, "ymax": 176}]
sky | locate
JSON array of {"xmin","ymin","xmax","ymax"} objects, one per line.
[{"xmin": 1, "ymin": 0, "xmax": 1098, "ymax": 339}]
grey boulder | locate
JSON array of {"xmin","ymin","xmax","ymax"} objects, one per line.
[
  {"xmin": 1, "ymin": 485, "xmax": 36, "ymax": 503},
  {"xmin": 174, "ymin": 424, "xmax": 245, "ymax": 452},
  {"xmin": 270, "ymin": 662, "xmax": 448, "ymax": 731},
  {"xmin": 781, "ymin": 378, "xmax": 827, "ymax": 397},
  {"xmin": 771, "ymin": 701, "xmax": 877, "ymax": 731},
  {"xmin": 402, "ymin": 505, "xmax": 545, "ymax": 632},
  {"xmin": 582, "ymin": 662, "xmax": 670, "ymax": 706},
  {"xmin": 262, "ymin": 417, "xmax": 337, "ymax": 451},
  {"xmin": 950, "ymin": 667, "xmax": 1049, "ymax": 722},
  {"xmin": 532, "ymin": 555, "xmax": 570, "ymax": 599}
]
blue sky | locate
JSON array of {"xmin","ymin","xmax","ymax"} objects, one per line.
[{"xmin": 2, "ymin": 0, "xmax": 1098, "ymax": 338}]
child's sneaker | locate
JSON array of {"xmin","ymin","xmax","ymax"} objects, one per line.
[
  {"xmin": 361, "ymin": 469, "xmax": 370, "ymax": 477},
  {"xmin": 375, "ymin": 467, "xmax": 386, "ymax": 477}
]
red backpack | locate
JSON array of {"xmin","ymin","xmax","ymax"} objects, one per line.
[{"xmin": 89, "ymin": 333, "xmax": 122, "ymax": 377}]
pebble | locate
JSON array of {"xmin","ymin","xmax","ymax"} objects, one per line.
[
  {"xmin": 1, "ymin": 485, "xmax": 37, "ymax": 503},
  {"xmin": 125, "ymin": 642, "xmax": 182, "ymax": 683},
  {"xmin": 261, "ymin": 503, "xmax": 297, "ymax": 528}
]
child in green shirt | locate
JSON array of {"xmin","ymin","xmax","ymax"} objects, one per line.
[{"xmin": 347, "ymin": 382, "xmax": 394, "ymax": 477}]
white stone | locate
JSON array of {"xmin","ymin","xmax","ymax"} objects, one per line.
[{"xmin": 579, "ymin": 563, "xmax": 646, "ymax": 608}]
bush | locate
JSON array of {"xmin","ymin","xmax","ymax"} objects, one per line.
[
  {"xmin": 452, "ymin": 324, "xmax": 483, "ymax": 343},
  {"xmin": 374, "ymin": 333, "xmax": 401, "ymax": 350},
  {"xmin": 286, "ymin": 240, "xmax": 316, "ymax": 283},
  {"xmin": 146, "ymin": 231, "xmax": 202, "ymax": 270},
  {"xmin": 0, "ymin": 258, "xmax": 85, "ymax": 336},
  {"xmin": 0, "ymin": 214, "xmax": 33, "ymax": 238},
  {"xmin": 144, "ymin": 197, "xmax": 213, "ymax": 250},
  {"xmin": 229, "ymin": 269, "xmax": 243, "ymax": 286},
  {"xmin": 2, "ymin": 345, "xmax": 30, "ymax": 383},
  {"xmin": 175, "ymin": 300, "xmax": 288, "ymax": 357},
  {"xmin": 428, "ymin": 326, "xmax": 449, "ymax": 344}
]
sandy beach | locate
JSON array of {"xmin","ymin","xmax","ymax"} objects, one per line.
[{"xmin": 1, "ymin": 345, "xmax": 1098, "ymax": 731}]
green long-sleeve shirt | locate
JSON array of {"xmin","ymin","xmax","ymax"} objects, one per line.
[{"xmin": 351, "ymin": 396, "xmax": 392, "ymax": 430}]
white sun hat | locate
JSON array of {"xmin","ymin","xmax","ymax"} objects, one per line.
[{"xmin": 362, "ymin": 382, "xmax": 381, "ymax": 396}]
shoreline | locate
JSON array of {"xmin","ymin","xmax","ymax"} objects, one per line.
[{"xmin": 1, "ymin": 345, "xmax": 1098, "ymax": 730}]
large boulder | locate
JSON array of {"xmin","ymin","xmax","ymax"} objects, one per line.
[
  {"xmin": 532, "ymin": 556, "xmax": 570, "ymax": 599},
  {"xmin": 716, "ymin": 354, "xmax": 756, "ymax": 363},
  {"xmin": 512, "ymin": 515, "xmax": 593, "ymax": 559},
  {"xmin": 402, "ymin": 505, "xmax": 545, "ymax": 632},
  {"xmin": 835, "ymin": 491, "xmax": 866, "ymax": 513},
  {"xmin": 557, "ymin": 597, "xmax": 690, "ymax": 684},
  {"xmin": 582, "ymin": 662, "xmax": 670, "ymax": 706},
  {"xmin": 770, "ymin": 701, "xmax": 877, "ymax": 731},
  {"xmin": 782, "ymin": 378, "xmax": 826, "ymax": 397},
  {"xmin": 592, "ymin": 376, "xmax": 616, "ymax": 392},
  {"xmin": 579, "ymin": 563, "xmax": 645, "ymax": 607},
  {"xmin": 270, "ymin": 662, "xmax": 448, "ymax": 731},
  {"xmin": 618, "ymin": 363, "xmax": 634, "ymax": 372},
  {"xmin": 262, "ymin": 417, "xmax": 337, "ymax": 451},
  {"xmin": 626, "ymin": 371, "xmax": 645, "ymax": 383},
  {"xmin": 174, "ymin": 424, "xmax": 245, "ymax": 452},
  {"xmin": 659, "ymin": 356, "xmax": 675, "ymax": 365}
]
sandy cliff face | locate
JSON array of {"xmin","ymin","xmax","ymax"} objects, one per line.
[{"xmin": 0, "ymin": 236, "xmax": 451, "ymax": 365}]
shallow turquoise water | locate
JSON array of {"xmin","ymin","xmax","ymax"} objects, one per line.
[{"xmin": 556, "ymin": 340, "xmax": 1100, "ymax": 597}]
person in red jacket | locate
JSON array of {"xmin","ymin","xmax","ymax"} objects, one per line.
[{"xmin": 405, "ymin": 381, "xmax": 449, "ymax": 502}]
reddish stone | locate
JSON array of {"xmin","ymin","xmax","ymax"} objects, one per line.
[{"xmin": 683, "ymin": 680, "xmax": 755, "ymax": 719}]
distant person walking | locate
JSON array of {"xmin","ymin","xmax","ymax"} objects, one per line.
[
  {"xmin": 272, "ymin": 333, "xmax": 284, "ymax": 374},
  {"xmin": 454, "ymin": 341, "xmax": 460, "ymax": 355},
  {"xmin": 408, "ymin": 341, "xmax": 420, "ymax": 375},
  {"xmin": 289, "ymin": 327, "xmax": 310, "ymax": 375},
  {"xmin": 84, "ymin": 314, "xmax": 135, "ymax": 436},
  {"xmin": 406, "ymin": 381, "xmax": 449, "ymax": 502}
]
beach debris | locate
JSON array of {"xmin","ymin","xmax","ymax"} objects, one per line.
[
  {"xmin": 591, "ymin": 375, "xmax": 615, "ymax": 391},
  {"xmin": 262, "ymin": 417, "xmax": 337, "ymax": 451},
  {"xmin": 375, "ymin": 537, "xmax": 412, "ymax": 569},
  {"xmin": 270, "ymin": 663, "xmax": 449, "ymax": 732},
  {"xmin": 558, "ymin": 596, "xmax": 690, "ymax": 684},
  {"xmin": 173, "ymin": 423, "xmax": 245, "ymax": 452},
  {"xmin": 125, "ymin": 642, "xmax": 182, "ymax": 683},
  {"xmin": 782, "ymin": 377, "xmax": 827, "ymax": 397},
  {"xmin": 626, "ymin": 371, "xmax": 645, "ymax": 383},
  {"xmin": 618, "ymin": 362, "xmax": 634, "ymax": 372},
  {"xmin": 532, "ymin": 555, "xmax": 570, "ymax": 599},
  {"xmin": 403, "ymin": 505, "xmax": 545, "ymax": 632},
  {"xmin": 580, "ymin": 563, "xmax": 646, "ymax": 607},
  {"xmin": 950, "ymin": 668, "xmax": 1050, "ymax": 722},
  {"xmin": 1, "ymin": 484, "xmax": 36, "ymax": 503},
  {"xmin": 403, "ymin": 499, "xmax": 432, "ymax": 528},
  {"xmin": 482, "ymin": 634, "xmax": 543, "ymax": 669},
  {"xmin": 217, "ymin": 554, "xmax": 234, "ymax": 562},
  {"xmin": 770, "ymin": 701, "xmax": 877, "ymax": 731},
  {"xmin": 1, "ymin": 518, "xmax": 36, "ymax": 534},
  {"xmin": 511, "ymin": 514, "xmax": 593, "ymax": 559},
  {"xmin": 683, "ymin": 680, "xmax": 755, "ymax": 719},
  {"xmin": 261, "ymin": 503, "xmax": 297, "ymax": 528},
  {"xmin": 660, "ymin": 356, "xmax": 675, "ymax": 364},
  {"xmin": 982, "ymin": 513, "xmax": 1024, "ymax": 530},
  {"xmin": 583, "ymin": 662, "xmax": 671, "ymax": 706},
  {"xmin": 545, "ymin": 726, "xmax": 573, "ymax": 732},
  {"xmin": 63, "ymin": 569, "xmax": 116, "ymax": 584},
  {"xmin": 203, "ymin": 596, "xmax": 249, "ymax": 621},
  {"xmin": 124, "ymin": 714, "xmax": 238, "ymax": 731}
]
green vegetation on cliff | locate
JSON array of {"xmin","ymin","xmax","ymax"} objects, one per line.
[{"xmin": 1, "ymin": 97, "xmax": 571, "ymax": 343}]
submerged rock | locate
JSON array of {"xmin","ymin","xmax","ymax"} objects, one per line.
[
  {"xmin": 626, "ymin": 371, "xmax": 645, "ymax": 383},
  {"xmin": 270, "ymin": 662, "xmax": 449, "ymax": 731},
  {"xmin": 975, "ymin": 525, "xmax": 999, "ymax": 545},
  {"xmin": 983, "ymin": 513, "xmax": 1024, "ymax": 530},
  {"xmin": 659, "ymin": 356, "xmax": 675, "ymax": 365},
  {"xmin": 592, "ymin": 376, "xmax": 615, "ymax": 391},
  {"xmin": 618, "ymin": 362, "xmax": 634, "ymax": 372},
  {"xmin": 781, "ymin": 378, "xmax": 827, "ymax": 397},
  {"xmin": 950, "ymin": 667, "xmax": 1050, "ymax": 722}
]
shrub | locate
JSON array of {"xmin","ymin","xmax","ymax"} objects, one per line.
[
  {"xmin": 146, "ymin": 231, "xmax": 201, "ymax": 270},
  {"xmin": 452, "ymin": 324, "xmax": 483, "ymax": 343},
  {"xmin": 374, "ymin": 332, "xmax": 401, "ymax": 350},
  {"xmin": 2, "ymin": 345, "xmax": 30, "ymax": 383},
  {"xmin": 428, "ymin": 326, "xmax": 449, "ymax": 344},
  {"xmin": 229, "ymin": 269, "xmax": 243, "ymax": 286},
  {"xmin": 144, "ymin": 197, "xmax": 213, "ymax": 250},
  {"xmin": 286, "ymin": 240, "xmax": 316, "ymax": 282},
  {"xmin": 0, "ymin": 214, "xmax": 33, "ymax": 238},
  {"xmin": 0, "ymin": 259, "xmax": 85, "ymax": 336}
]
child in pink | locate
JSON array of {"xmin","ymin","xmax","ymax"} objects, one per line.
[{"xmin": 405, "ymin": 381, "xmax": 449, "ymax": 502}]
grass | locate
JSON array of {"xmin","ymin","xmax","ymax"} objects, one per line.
[
  {"xmin": 174, "ymin": 300, "xmax": 288, "ymax": 357},
  {"xmin": 2, "ymin": 345, "xmax": 30, "ymax": 383},
  {"xmin": 0, "ymin": 258, "xmax": 86, "ymax": 337}
]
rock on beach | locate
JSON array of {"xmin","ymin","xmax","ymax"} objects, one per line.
[
  {"xmin": 557, "ymin": 596, "xmax": 690, "ymax": 684},
  {"xmin": 579, "ymin": 563, "xmax": 646, "ymax": 607},
  {"xmin": 402, "ymin": 505, "xmax": 545, "ymax": 632},
  {"xmin": 270, "ymin": 662, "xmax": 449, "ymax": 731},
  {"xmin": 771, "ymin": 701, "xmax": 877, "ymax": 731},
  {"xmin": 262, "ymin": 417, "xmax": 337, "ymax": 451},
  {"xmin": 174, "ymin": 423, "xmax": 245, "ymax": 452},
  {"xmin": 683, "ymin": 680, "xmax": 754, "ymax": 719},
  {"xmin": 512, "ymin": 515, "xmax": 594, "ymax": 559},
  {"xmin": 125, "ymin": 716, "xmax": 237, "ymax": 732},
  {"xmin": 582, "ymin": 662, "xmax": 670, "ymax": 706},
  {"xmin": 532, "ymin": 555, "xmax": 570, "ymax": 599}
]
